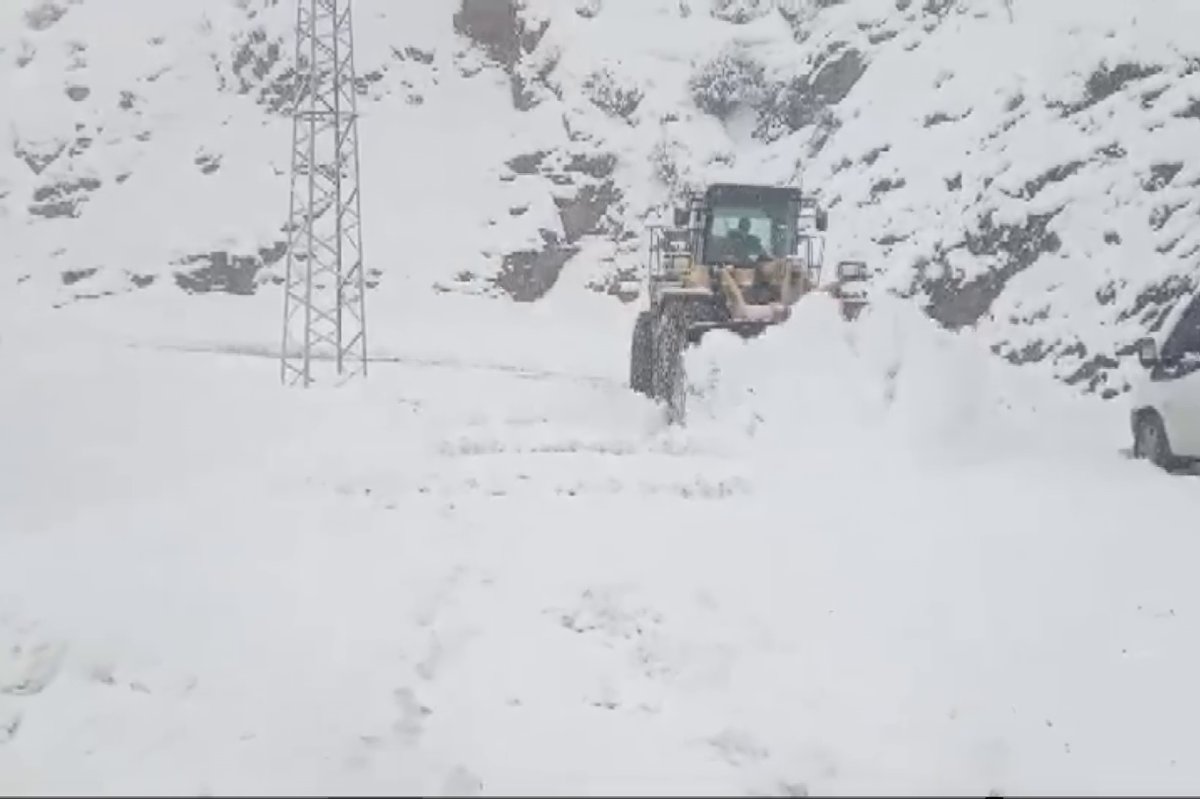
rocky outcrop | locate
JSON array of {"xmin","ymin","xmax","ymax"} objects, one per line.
[
  {"xmin": 687, "ymin": 41, "xmax": 867, "ymax": 145},
  {"xmin": 453, "ymin": 0, "xmax": 551, "ymax": 111},
  {"xmin": 919, "ymin": 210, "xmax": 1063, "ymax": 330},
  {"xmin": 28, "ymin": 177, "xmax": 101, "ymax": 219},
  {"xmin": 494, "ymin": 231, "xmax": 579, "ymax": 303},
  {"xmin": 173, "ymin": 241, "xmax": 287, "ymax": 295},
  {"xmin": 756, "ymin": 48, "xmax": 866, "ymax": 142},
  {"xmin": 489, "ymin": 148, "xmax": 624, "ymax": 301}
]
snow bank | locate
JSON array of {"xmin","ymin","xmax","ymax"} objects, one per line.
[{"xmin": 686, "ymin": 292, "xmax": 1125, "ymax": 472}]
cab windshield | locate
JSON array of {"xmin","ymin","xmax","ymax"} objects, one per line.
[{"xmin": 703, "ymin": 204, "xmax": 796, "ymax": 266}]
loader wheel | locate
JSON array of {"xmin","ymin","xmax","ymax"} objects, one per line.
[
  {"xmin": 652, "ymin": 304, "xmax": 688, "ymax": 425},
  {"xmin": 630, "ymin": 311, "xmax": 654, "ymax": 397}
]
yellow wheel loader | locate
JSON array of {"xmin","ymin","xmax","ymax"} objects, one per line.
[{"xmin": 628, "ymin": 183, "xmax": 870, "ymax": 424}]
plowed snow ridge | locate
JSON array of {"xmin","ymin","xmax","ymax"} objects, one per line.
[{"xmin": 687, "ymin": 292, "xmax": 1117, "ymax": 470}]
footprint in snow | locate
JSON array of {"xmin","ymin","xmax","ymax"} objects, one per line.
[
  {"xmin": 391, "ymin": 686, "xmax": 432, "ymax": 745},
  {"xmin": 706, "ymin": 727, "xmax": 770, "ymax": 766},
  {"xmin": 0, "ymin": 708, "xmax": 22, "ymax": 745},
  {"xmin": 0, "ymin": 640, "xmax": 66, "ymax": 698},
  {"xmin": 439, "ymin": 764, "xmax": 483, "ymax": 796}
]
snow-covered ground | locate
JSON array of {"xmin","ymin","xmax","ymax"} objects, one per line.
[{"xmin": 5, "ymin": 288, "xmax": 1200, "ymax": 795}]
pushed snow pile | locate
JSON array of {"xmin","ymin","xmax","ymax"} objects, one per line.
[{"xmin": 686, "ymin": 292, "xmax": 1119, "ymax": 470}]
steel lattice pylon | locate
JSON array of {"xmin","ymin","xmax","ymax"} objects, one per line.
[{"xmin": 280, "ymin": 0, "xmax": 368, "ymax": 387}]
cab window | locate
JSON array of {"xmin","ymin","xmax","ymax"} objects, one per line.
[{"xmin": 703, "ymin": 205, "xmax": 794, "ymax": 265}]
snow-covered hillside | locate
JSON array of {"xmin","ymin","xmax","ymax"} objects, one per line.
[{"xmin": 3, "ymin": 0, "xmax": 1200, "ymax": 394}]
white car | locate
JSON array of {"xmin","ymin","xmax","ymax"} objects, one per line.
[{"xmin": 1129, "ymin": 290, "xmax": 1200, "ymax": 469}]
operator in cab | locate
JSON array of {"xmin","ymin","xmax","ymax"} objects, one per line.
[{"xmin": 726, "ymin": 216, "xmax": 768, "ymax": 263}]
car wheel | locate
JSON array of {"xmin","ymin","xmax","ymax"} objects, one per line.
[{"xmin": 1134, "ymin": 412, "xmax": 1175, "ymax": 469}]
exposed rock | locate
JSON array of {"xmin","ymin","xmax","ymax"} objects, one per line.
[
  {"xmin": 505, "ymin": 151, "xmax": 549, "ymax": 175},
  {"xmin": 1015, "ymin": 160, "xmax": 1084, "ymax": 200},
  {"xmin": 923, "ymin": 108, "xmax": 971, "ymax": 127},
  {"xmin": 1095, "ymin": 280, "xmax": 1121, "ymax": 305},
  {"xmin": 861, "ymin": 145, "xmax": 890, "ymax": 165},
  {"xmin": 1175, "ymin": 97, "xmax": 1200, "ymax": 119},
  {"xmin": 453, "ymin": 0, "xmax": 532, "ymax": 69},
  {"xmin": 28, "ymin": 177, "xmax": 101, "ymax": 219},
  {"xmin": 1056, "ymin": 61, "xmax": 1163, "ymax": 115},
  {"xmin": 173, "ymin": 240, "xmax": 287, "ymax": 295},
  {"xmin": 259, "ymin": 67, "xmax": 300, "ymax": 114},
  {"xmin": 24, "ymin": 1, "xmax": 68, "ymax": 31},
  {"xmin": 504, "ymin": 150, "xmax": 616, "ymax": 185},
  {"xmin": 493, "ymin": 230, "xmax": 578, "ymax": 302},
  {"xmin": 1064, "ymin": 351, "xmax": 1121, "ymax": 397},
  {"xmin": 225, "ymin": 27, "xmax": 299, "ymax": 114},
  {"xmin": 921, "ymin": 209, "xmax": 1063, "ymax": 329},
  {"xmin": 1142, "ymin": 161, "xmax": 1183, "ymax": 192},
  {"xmin": 921, "ymin": 0, "xmax": 956, "ymax": 16},
  {"xmin": 230, "ymin": 27, "xmax": 282, "ymax": 91},
  {"xmin": 452, "ymin": 0, "xmax": 555, "ymax": 112},
  {"xmin": 1117, "ymin": 274, "xmax": 1195, "ymax": 332},
  {"xmin": 64, "ymin": 85, "xmax": 89, "ymax": 102},
  {"xmin": 400, "ymin": 46, "xmax": 435, "ymax": 65},
  {"xmin": 869, "ymin": 176, "xmax": 906, "ymax": 200},
  {"xmin": 509, "ymin": 72, "xmax": 541, "ymax": 111},
  {"xmin": 1149, "ymin": 200, "xmax": 1188, "ymax": 231},
  {"xmin": 756, "ymin": 47, "xmax": 866, "ymax": 141},
  {"xmin": 565, "ymin": 152, "xmax": 616, "ymax": 180},
  {"xmin": 556, "ymin": 181, "xmax": 620, "ymax": 243},
  {"xmin": 67, "ymin": 135, "xmax": 92, "ymax": 158},
  {"xmin": 60, "ymin": 267, "xmax": 97, "ymax": 285},
  {"xmin": 455, "ymin": 0, "xmax": 516, "ymax": 63},
  {"xmin": 194, "ymin": 152, "xmax": 222, "ymax": 175}
]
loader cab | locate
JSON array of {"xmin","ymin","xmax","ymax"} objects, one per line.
[{"xmin": 672, "ymin": 184, "xmax": 827, "ymax": 270}]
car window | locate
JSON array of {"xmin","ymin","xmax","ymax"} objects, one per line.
[
  {"xmin": 704, "ymin": 204, "xmax": 796, "ymax": 265},
  {"xmin": 1164, "ymin": 293, "xmax": 1200, "ymax": 358}
]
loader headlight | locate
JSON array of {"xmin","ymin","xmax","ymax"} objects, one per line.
[
  {"xmin": 667, "ymin": 254, "xmax": 692, "ymax": 274},
  {"xmin": 837, "ymin": 260, "xmax": 867, "ymax": 280}
]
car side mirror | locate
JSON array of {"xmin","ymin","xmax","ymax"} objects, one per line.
[
  {"xmin": 815, "ymin": 209, "xmax": 828, "ymax": 232},
  {"xmin": 1137, "ymin": 337, "xmax": 1159, "ymax": 367},
  {"xmin": 673, "ymin": 207, "xmax": 689, "ymax": 228}
]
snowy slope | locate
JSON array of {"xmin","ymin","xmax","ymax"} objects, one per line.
[{"xmin": 4, "ymin": 0, "xmax": 1200, "ymax": 394}]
